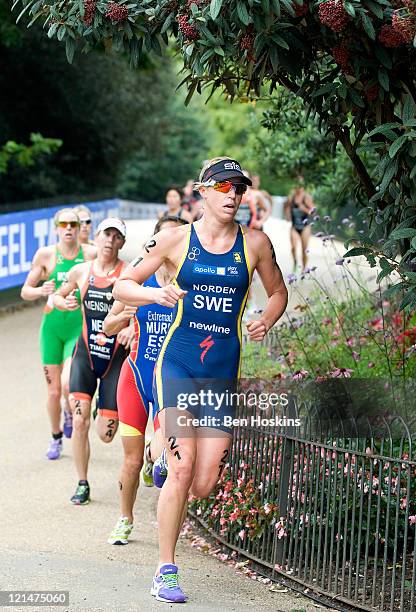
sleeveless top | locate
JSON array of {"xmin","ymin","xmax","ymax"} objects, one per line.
[
  {"xmin": 235, "ymin": 192, "xmax": 256, "ymax": 227},
  {"xmin": 161, "ymin": 208, "xmax": 186, "ymax": 221},
  {"xmin": 291, "ymin": 197, "xmax": 309, "ymax": 229},
  {"xmin": 44, "ymin": 246, "xmax": 84, "ymax": 314},
  {"xmin": 80, "ymin": 261, "xmax": 124, "ymax": 372},
  {"xmin": 129, "ymin": 274, "xmax": 174, "ymax": 401},
  {"xmin": 171, "ymin": 224, "xmax": 250, "ymax": 340}
]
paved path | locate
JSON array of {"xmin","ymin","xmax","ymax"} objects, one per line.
[{"xmin": 0, "ymin": 216, "xmax": 337, "ymax": 611}]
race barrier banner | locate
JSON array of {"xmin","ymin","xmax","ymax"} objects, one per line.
[{"xmin": 0, "ymin": 198, "xmax": 120, "ymax": 291}]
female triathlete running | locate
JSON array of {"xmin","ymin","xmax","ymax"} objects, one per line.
[
  {"xmin": 20, "ymin": 208, "xmax": 96, "ymax": 460},
  {"xmin": 54, "ymin": 218, "xmax": 131, "ymax": 505},
  {"xmin": 284, "ymin": 174, "xmax": 315, "ymax": 272},
  {"xmin": 113, "ymin": 156, "xmax": 288, "ymax": 604},
  {"xmin": 158, "ymin": 187, "xmax": 192, "ymax": 223},
  {"xmin": 73, "ymin": 205, "xmax": 94, "ymax": 245},
  {"xmin": 105, "ymin": 216, "xmax": 189, "ymax": 546}
]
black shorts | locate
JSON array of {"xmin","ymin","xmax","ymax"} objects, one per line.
[{"xmin": 69, "ymin": 338, "xmax": 128, "ymax": 418}]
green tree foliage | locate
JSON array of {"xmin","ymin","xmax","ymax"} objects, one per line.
[
  {"xmin": 117, "ymin": 83, "xmax": 209, "ymax": 201},
  {"xmin": 1, "ymin": 1, "xmax": 207, "ymax": 204},
  {"xmin": 0, "ymin": 133, "xmax": 62, "ymax": 175}
]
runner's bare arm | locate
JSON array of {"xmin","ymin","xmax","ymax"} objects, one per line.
[
  {"xmin": 103, "ymin": 300, "xmax": 136, "ymax": 336},
  {"xmin": 256, "ymin": 192, "xmax": 271, "ymax": 224},
  {"xmin": 299, "ymin": 193, "xmax": 315, "ymax": 214},
  {"xmin": 284, "ymin": 197, "xmax": 292, "ymax": 222},
  {"xmin": 247, "ymin": 233, "xmax": 288, "ymax": 341},
  {"xmin": 113, "ymin": 229, "xmax": 187, "ymax": 308},
  {"xmin": 53, "ymin": 265, "xmax": 82, "ymax": 311},
  {"xmin": 20, "ymin": 248, "xmax": 53, "ymax": 301}
]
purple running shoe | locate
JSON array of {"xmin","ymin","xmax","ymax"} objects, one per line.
[
  {"xmin": 46, "ymin": 437, "xmax": 62, "ymax": 460},
  {"xmin": 63, "ymin": 410, "xmax": 73, "ymax": 438},
  {"xmin": 152, "ymin": 448, "xmax": 168, "ymax": 489},
  {"xmin": 150, "ymin": 564, "xmax": 187, "ymax": 603}
]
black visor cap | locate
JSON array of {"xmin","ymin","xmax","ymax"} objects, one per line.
[{"xmin": 202, "ymin": 159, "xmax": 252, "ymax": 186}]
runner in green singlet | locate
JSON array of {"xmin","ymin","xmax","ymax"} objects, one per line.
[{"xmin": 21, "ymin": 208, "xmax": 96, "ymax": 460}]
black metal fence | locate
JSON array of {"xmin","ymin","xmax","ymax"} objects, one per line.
[{"xmin": 189, "ymin": 353, "xmax": 416, "ymax": 611}]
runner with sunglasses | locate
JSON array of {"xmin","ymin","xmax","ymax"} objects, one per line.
[
  {"xmin": 73, "ymin": 205, "xmax": 94, "ymax": 245},
  {"xmin": 54, "ymin": 218, "xmax": 130, "ymax": 505},
  {"xmin": 113, "ymin": 156, "xmax": 288, "ymax": 604},
  {"xmin": 105, "ymin": 216, "xmax": 189, "ymax": 545},
  {"xmin": 21, "ymin": 208, "xmax": 97, "ymax": 460}
]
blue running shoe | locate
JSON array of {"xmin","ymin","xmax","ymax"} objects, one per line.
[
  {"xmin": 153, "ymin": 448, "xmax": 168, "ymax": 489},
  {"xmin": 46, "ymin": 437, "xmax": 62, "ymax": 460},
  {"xmin": 63, "ymin": 410, "xmax": 73, "ymax": 438},
  {"xmin": 150, "ymin": 564, "xmax": 187, "ymax": 603}
]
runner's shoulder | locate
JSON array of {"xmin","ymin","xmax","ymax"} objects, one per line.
[
  {"xmin": 32, "ymin": 245, "xmax": 55, "ymax": 264},
  {"xmin": 153, "ymin": 223, "xmax": 190, "ymax": 253},
  {"xmin": 243, "ymin": 226, "xmax": 273, "ymax": 259},
  {"xmin": 242, "ymin": 225, "xmax": 268, "ymax": 245},
  {"xmin": 82, "ymin": 243, "xmax": 97, "ymax": 260}
]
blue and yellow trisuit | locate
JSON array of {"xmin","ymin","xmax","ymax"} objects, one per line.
[{"xmin": 153, "ymin": 223, "xmax": 251, "ymax": 431}]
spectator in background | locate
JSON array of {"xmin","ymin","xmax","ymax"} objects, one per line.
[{"xmin": 158, "ymin": 187, "xmax": 192, "ymax": 223}]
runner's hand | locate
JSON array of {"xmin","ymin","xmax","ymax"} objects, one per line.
[
  {"xmin": 246, "ymin": 319, "xmax": 268, "ymax": 342},
  {"xmin": 64, "ymin": 290, "xmax": 79, "ymax": 311},
  {"xmin": 117, "ymin": 325, "xmax": 135, "ymax": 348},
  {"xmin": 40, "ymin": 280, "xmax": 55, "ymax": 296},
  {"xmin": 156, "ymin": 284, "xmax": 187, "ymax": 308},
  {"xmin": 121, "ymin": 306, "xmax": 137, "ymax": 321}
]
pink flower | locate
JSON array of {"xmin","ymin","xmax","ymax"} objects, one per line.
[
  {"xmin": 369, "ymin": 317, "xmax": 383, "ymax": 331},
  {"xmin": 329, "ymin": 367, "xmax": 353, "ymax": 378},
  {"xmin": 352, "ymin": 351, "xmax": 361, "ymax": 361},
  {"xmin": 409, "ymin": 515, "xmax": 416, "ymax": 525},
  {"xmin": 367, "ymin": 362, "xmax": 375, "ymax": 368},
  {"xmin": 292, "ymin": 369, "xmax": 309, "ymax": 381},
  {"xmin": 238, "ymin": 529, "xmax": 246, "ymax": 540},
  {"xmin": 264, "ymin": 503, "xmax": 271, "ymax": 514},
  {"xmin": 220, "ymin": 517, "xmax": 226, "ymax": 526},
  {"xmin": 401, "ymin": 497, "xmax": 407, "ymax": 510}
]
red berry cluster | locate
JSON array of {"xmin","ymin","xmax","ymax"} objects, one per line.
[
  {"xmin": 392, "ymin": 11, "xmax": 416, "ymax": 44},
  {"xmin": 403, "ymin": 0, "xmax": 416, "ymax": 14},
  {"xmin": 294, "ymin": 1, "xmax": 308, "ymax": 17},
  {"xmin": 318, "ymin": 0, "xmax": 349, "ymax": 32},
  {"xmin": 379, "ymin": 23, "xmax": 405, "ymax": 47},
  {"xmin": 240, "ymin": 30, "xmax": 255, "ymax": 50},
  {"xmin": 332, "ymin": 40, "xmax": 349, "ymax": 72},
  {"xmin": 239, "ymin": 29, "xmax": 256, "ymax": 61},
  {"xmin": 365, "ymin": 84, "xmax": 379, "ymax": 102},
  {"xmin": 106, "ymin": 2, "xmax": 129, "ymax": 22},
  {"xmin": 83, "ymin": 0, "xmax": 96, "ymax": 26},
  {"xmin": 177, "ymin": 14, "xmax": 199, "ymax": 40}
]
